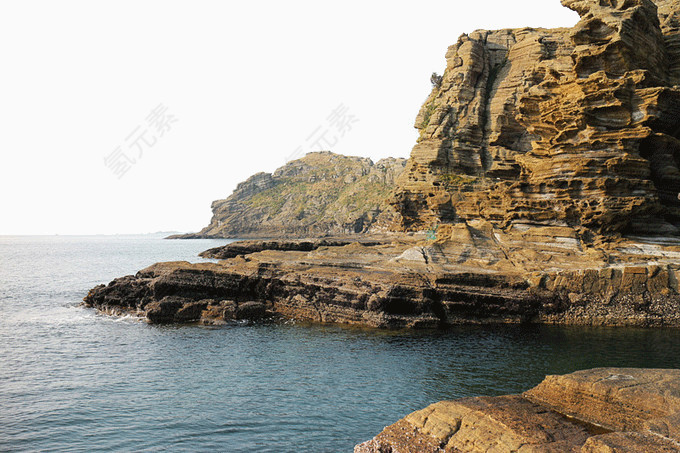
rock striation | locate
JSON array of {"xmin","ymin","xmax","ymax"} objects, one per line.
[
  {"xmin": 355, "ymin": 368, "xmax": 680, "ymax": 452},
  {"xmin": 84, "ymin": 233, "xmax": 680, "ymax": 328},
  {"xmin": 172, "ymin": 152, "xmax": 406, "ymax": 239},
  {"xmin": 85, "ymin": 4, "xmax": 680, "ymax": 449},
  {"xmin": 87, "ymin": 0, "xmax": 680, "ymax": 330},
  {"xmin": 388, "ymin": 0, "xmax": 680, "ymax": 238}
]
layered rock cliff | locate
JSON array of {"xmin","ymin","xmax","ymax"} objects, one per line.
[
  {"xmin": 175, "ymin": 152, "xmax": 406, "ymax": 238},
  {"xmin": 179, "ymin": 0, "xmax": 680, "ymax": 243},
  {"xmin": 388, "ymin": 0, "xmax": 680, "ymax": 239},
  {"xmin": 356, "ymin": 368, "xmax": 680, "ymax": 452}
]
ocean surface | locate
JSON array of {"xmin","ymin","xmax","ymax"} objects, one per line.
[{"xmin": 2, "ymin": 235, "xmax": 680, "ymax": 452}]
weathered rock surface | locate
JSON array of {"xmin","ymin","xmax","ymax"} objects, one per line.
[
  {"xmin": 387, "ymin": 0, "xmax": 680, "ymax": 238},
  {"xmin": 84, "ymin": 3, "xmax": 680, "ymax": 450},
  {"xmin": 84, "ymin": 232, "xmax": 680, "ymax": 327},
  {"xmin": 355, "ymin": 368, "xmax": 680, "ymax": 452},
  {"xmin": 171, "ymin": 152, "xmax": 406, "ymax": 239}
]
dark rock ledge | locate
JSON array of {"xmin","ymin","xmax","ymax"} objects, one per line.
[
  {"xmin": 84, "ymin": 232, "xmax": 680, "ymax": 328},
  {"xmin": 199, "ymin": 238, "xmax": 389, "ymax": 260}
]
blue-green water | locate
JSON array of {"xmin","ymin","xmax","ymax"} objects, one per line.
[{"xmin": 1, "ymin": 235, "xmax": 680, "ymax": 452}]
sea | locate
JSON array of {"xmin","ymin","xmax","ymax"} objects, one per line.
[{"xmin": 2, "ymin": 234, "xmax": 680, "ymax": 452}]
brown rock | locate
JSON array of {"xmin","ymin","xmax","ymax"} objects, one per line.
[
  {"xmin": 356, "ymin": 368, "xmax": 680, "ymax": 452},
  {"xmin": 234, "ymin": 301, "xmax": 268, "ymax": 321},
  {"xmin": 404, "ymin": 395, "xmax": 593, "ymax": 452},
  {"xmin": 85, "ymin": 1, "xmax": 680, "ymax": 330},
  {"xmin": 524, "ymin": 368, "xmax": 680, "ymax": 433},
  {"xmin": 198, "ymin": 238, "xmax": 387, "ymax": 260},
  {"xmin": 146, "ymin": 296, "xmax": 188, "ymax": 324},
  {"xmin": 581, "ymin": 432, "xmax": 680, "ymax": 453},
  {"xmin": 84, "ymin": 233, "xmax": 680, "ymax": 327},
  {"xmin": 388, "ymin": 0, "xmax": 680, "ymax": 237}
]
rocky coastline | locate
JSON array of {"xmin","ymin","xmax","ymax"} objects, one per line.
[
  {"xmin": 81, "ymin": 1, "xmax": 680, "ymax": 449},
  {"xmin": 86, "ymin": 0, "xmax": 680, "ymax": 328},
  {"xmin": 84, "ymin": 231, "xmax": 680, "ymax": 328},
  {"xmin": 355, "ymin": 368, "xmax": 680, "ymax": 452}
]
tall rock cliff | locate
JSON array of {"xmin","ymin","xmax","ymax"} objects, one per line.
[
  {"xmin": 389, "ymin": 0, "xmax": 680, "ymax": 238},
  {"xmin": 182, "ymin": 152, "xmax": 406, "ymax": 238}
]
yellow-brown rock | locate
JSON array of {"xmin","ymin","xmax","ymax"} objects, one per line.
[
  {"xmin": 388, "ymin": 0, "xmax": 680, "ymax": 238},
  {"xmin": 356, "ymin": 368, "xmax": 680, "ymax": 452},
  {"xmin": 525, "ymin": 368, "xmax": 680, "ymax": 433},
  {"xmin": 84, "ymin": 232, "xmax": 680, "ymax": 328}
]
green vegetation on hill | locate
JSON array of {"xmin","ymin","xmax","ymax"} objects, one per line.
[{"xmin": 187, "ymin": 151, "xmax": 407, "ymax": 238}]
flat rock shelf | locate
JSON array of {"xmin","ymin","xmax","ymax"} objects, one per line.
[{"xmin": 84, "ymin": 235, "xmax": 680, "ymax": 328}]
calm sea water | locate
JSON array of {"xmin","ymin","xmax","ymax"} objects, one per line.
[{"xmin": 2, "ymin": 235, "xmax": 680, "ymax": 452}]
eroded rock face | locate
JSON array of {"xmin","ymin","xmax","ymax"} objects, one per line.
[
  {"xmin": 356, "ymin": 368, "xmax": 680, "ymax": 452},
  {"xmin": 173, "ymin": 151, "xmax": 406, "ymax": 239},
  {"xmin": 389, "ymin": 0, "xmax": 680, "ymax": 237},
  {"xmin": 525, "ymin": 368, "xmax": 680, "ymax": 434}
]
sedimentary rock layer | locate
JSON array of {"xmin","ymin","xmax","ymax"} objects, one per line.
[
  {"xmin": 84, "ymin": 232, "xmax": 680, "ymax": 328},
  {"xmin": 355, "ymin": 368, "xmax": 680, "ymax": 452},
  {"xmin": 172, "ymin": 152, "xmax": 406, "ymax": 239},
  {"xmin": 388, "ymin": 0, "xmax": 680, "ymax": 238}
]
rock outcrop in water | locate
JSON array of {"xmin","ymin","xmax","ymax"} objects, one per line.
[
  {"xmin": 172, "ymin": 152, "xmax": 406, "ymax": 239},
  {"xmin": 355, "ymin": 368, "xmax": 680, "ymax": 452},
  {"xmin": 83, "ymin": 4, "xmax": 680, "ymax": 449},
  {"xmin": 87, "ymin": 0, "xmax": 680, "ymax": 329},
  {"xmin": 84, "ymin": 234, "xmax": 680, "ymax": 327}
]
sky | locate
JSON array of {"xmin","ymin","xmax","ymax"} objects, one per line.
[{"xmin": 0, "ymin": 1, "xmax": 579, "ymax": 235}]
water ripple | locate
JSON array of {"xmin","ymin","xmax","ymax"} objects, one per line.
[{"xmin": 2, "ymin": 236, "xmax": 680, "ymax": 452}]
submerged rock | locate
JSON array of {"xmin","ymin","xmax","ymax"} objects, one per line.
[{"xmin": 355, "ymin": 368, "xmax": 680, "ymax": 452}]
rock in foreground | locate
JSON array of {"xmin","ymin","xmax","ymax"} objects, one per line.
[{"xmin": 356, "ymin": 368, "xmax": 680, "ymax": 452}]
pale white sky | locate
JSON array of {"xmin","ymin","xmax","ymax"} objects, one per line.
[{"xmin": 0, "ymin": 1, "xmax": 578, "ymax": 235}]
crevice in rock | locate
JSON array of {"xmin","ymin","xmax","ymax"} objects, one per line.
[
  {"xmin": 480, "ymin": 55, "xmax": 509, "ymax": 174},
  {"xmin": 638, "ymin": 133, "xmax": 680, "ymax": 230}
]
